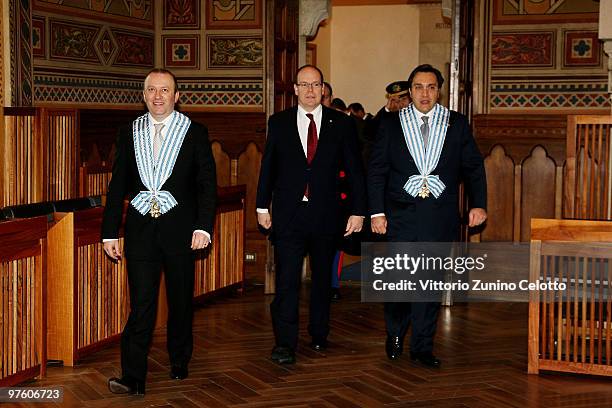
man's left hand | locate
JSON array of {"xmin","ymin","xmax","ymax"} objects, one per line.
[
  {"xmin": 468, "ymin": 208, "xmax": 487, "ymax": 227},
  {"xmin": 191, "ymin": 231, "xmax": 210, "ymax": 250},
  {"xmin": 344, "ymin": 215, "xmax": 364, "ymax": 237}
]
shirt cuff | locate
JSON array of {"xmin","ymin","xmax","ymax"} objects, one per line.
[
  {"xmin": 256, "ymin": 208, "xmax": 269, "ymax": 214},
  {"xmin": 371, "ymin": 213, "xmax": 385, "ymax": 218},
  {"xmin": 194, "ymin": 230, "xmax": 211, "ymax": 241}
]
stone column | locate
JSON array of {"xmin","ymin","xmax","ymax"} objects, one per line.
[{"xmin": 298, "ymin": 0, "xmax": 330, "ymax": 67}]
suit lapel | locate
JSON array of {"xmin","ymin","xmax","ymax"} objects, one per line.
[
  {"xmin": 319, "ymin": 107, "xmax": 331, "ymax": 143},
  {"xmin": 311, "ymin": 107, "xmax": 334, "ymax": 165}
]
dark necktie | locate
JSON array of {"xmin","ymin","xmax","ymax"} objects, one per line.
[
  {"xmin": 305, "ymin": 113, "xmax": 318, "ymax": 198},
  {"xmin": 306, "ymin": 113, "xmax": 318, "ymax": 164},
  {"xmin": 421, "ymin": 116, "xmax": 429, "ymax": 150}
]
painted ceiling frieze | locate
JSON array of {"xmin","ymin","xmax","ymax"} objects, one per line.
[
  {"xmin": 34, "ymin": 0, "xmax": 153, "ymax": 28},
  {"xmin": 494, "ymin": 0, "xmax": 598, "ymax": 24},
  {"xmin": 206, "ymin": 0, "xmax": 262, "ymax": 29},
  {"xmin": 111, "ymin": 29, "xmax": 154, "ymax": 67},
  {"xmin": 50, "ymin": 20, "xmax": 101, "ymax": 63},
  {"xmin": 164, "ymin": 0, "xmax": 200, "ymax": 29},
  {"xmin": 207, "ymin": 36, "xmax": 263, "ymax": 69}
]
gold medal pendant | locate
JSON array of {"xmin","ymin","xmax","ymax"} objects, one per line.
[
  {"xmin": 418, "ymin": 183, "xmax": 430, "ymax": 199},
  {"xmin": 150, "ymin": 199, "xmax": 161, "ymax": 218}
]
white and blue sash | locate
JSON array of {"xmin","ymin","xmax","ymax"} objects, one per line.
[
  {"xmin": 398, "ymin": 103, "xmax": 449, "ymax": 198},
  {"xmin": 130, "ymin": 111, "xmax": 191, "ymax": 216}
]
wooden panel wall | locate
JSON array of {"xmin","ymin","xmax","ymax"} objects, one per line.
[
  {"xmin": 212, "ymin": 141, "xmax": 231, "ymax": 187},
  {"xmin": 473, "ymin": 114, "xmax": 567, "ymax": 242},
  {"xmin": 1, "ymin": 108, "xmax": 42, "ymax": 207},
  {"xmin": 0, "ymin": 217, "xmax": 47, "ymax": 386},
  {"xmin": 1, "ymin": 108, "xmax": 79, "ymax": 207},
  {"xmin": 42, "ymin": 109, "xmax": 79, "ymax": 201}
]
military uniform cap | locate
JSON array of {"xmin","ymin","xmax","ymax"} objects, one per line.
[{"xmin": 385, "ymin": 81, "xmax": 410, "ymax": 98}]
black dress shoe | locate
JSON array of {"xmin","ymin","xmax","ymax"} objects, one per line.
[
  {"xmin": 385, "ymin": 336, "xmax": 403, "ymax": 360},
  {"xmin": 410, "ymin": 351, "xmax": 441, "ymax": 368},
  {"xmin": 108, "ymin": 376, "xmax": 145, "ymax": 396},
  {"xmin": 310, "ymin": 338, "xmax": 328, "ymax": 351},
  {"xmin": 331, "ymin": 288, "xmax": 341, "ymax": 301},
  {"xmin": 170, "ymin": 365, "xmax": 188, "ymax": 380},
  {"xmin": 270, "ymin": 346, "xmax": 296, "ymax": 364}
]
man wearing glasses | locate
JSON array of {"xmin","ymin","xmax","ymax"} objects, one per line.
[
  {"xmin": 256, "ymin": 65, "xmax": 366, "ymax": 365},
  {"xmin": 368, "ymin": 64, "xmax": 487, "ymax": 367}
]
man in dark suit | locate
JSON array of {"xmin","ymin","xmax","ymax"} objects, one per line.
[
  {"xmin": 256, "ymin": 65, "xmax": 366, "ymax": 364},
  {"xmin": 368, "ymin": 64, "xmax": 487, "ymax": 367},
  {"xmin": 102, "ymin": 68, "xmax": 216, "ymax": 395}
]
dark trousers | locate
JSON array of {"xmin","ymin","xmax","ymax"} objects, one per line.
[
  {"xmin": 384, "ymin": 301, "xmax": 440, "ymax": 353},
  {"xmin": 385, "ymin": 214, "xmax": 444, "ymax": 354},
  {"xmin": 271, "ymin": 203, "xmax": 336, "ymax": 350},
  {"xmin": 121, "ymin": 252, "xmax": 195, "ymax": 382}
]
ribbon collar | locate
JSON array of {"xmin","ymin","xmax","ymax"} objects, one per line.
[
  {"xmin": 398, "ymin": 103, "xmax": 449, "ymax": 198},
  {"xmin": 130, "ymin": 111, "xmax": 191, "ymax": 217}
]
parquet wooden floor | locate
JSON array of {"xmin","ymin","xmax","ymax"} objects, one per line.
[{"xmin": 8, "ymin": 284, "xmax": 612, "ymax": 407}]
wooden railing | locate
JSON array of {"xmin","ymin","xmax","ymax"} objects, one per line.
[
  {"xmin": 564, "ymin": 115, "xmax": 612, "ymax": 220},
  {"xmin": 194, "ymin": 185, "xmax": 246, "ymax": 299},
  {"xmin": 78, "ymin": 163, "xmax": 112, "ymax": 198},
  {"xmin": 45, "ymin": 186, "xmax": 245, "ymax": 366},
  {"xmin": 0, "ymin": 217, "xmax": 47, "ymax": 386},
  {"xmin": 528, "ymin": 218, "xmax": 612, "ymax": 376},
  {"xmin": 46, "ymin": 207, "xmax": 128, "ymax": 366}
]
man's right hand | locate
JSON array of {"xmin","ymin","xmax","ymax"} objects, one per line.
[
  {"xmin": 371, "ymin": 215, "xmax": 387, "ymax": 235},
  {"xmin": 103, "ymin": 240, "xmax": 122, "ymax": 261},
  {"xmin": 257, "ymin": 212, "xmax": 272, "ymax": 230}
]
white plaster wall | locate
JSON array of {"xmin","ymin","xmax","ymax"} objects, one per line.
[{"xmin": 328, "ymin": 5, "xmax": 420, "ymax": 114}]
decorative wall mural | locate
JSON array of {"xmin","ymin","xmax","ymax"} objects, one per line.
[
  {"xmin": 494, "ymin": 0, "xmax": 599, "ymax": 24},
  {"xmin": 112, "ymin": 29, "xmax": 154, "ymax": 67},
  {"xmin": 206, "ymin": 0, "xmax": 262, "ymax": 29},
  {"xmin": 50, "ymin": 20, "xmax": 100, "ymax": 63},
  {"xmin": 563, "ymin": 31, "xmax": 601, "ymax": 67},
  {"xmin": 96, "ymin": 29, "xmax": 117, "ymax": 64},
  {"xmin": 34, "ymin": 0, "xmax": 153, "ymax": 27},
  {"xmin": 32, "ymin": 16, "xmax": 46, "ymax": 58},
  {"xmin": 491, "ymin": 32, "xmax": 554, "ymax": 68},
  {"xmin": 164, "ymin": 0, "xmax": 199, "ymax": 29},
  {"xmin": 164, "ymin": 36, "xmax": 199, "ymax": 68},
  {"xmin": 207, "ymin": 36, "xmax": 263, "ymax": 68}
]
